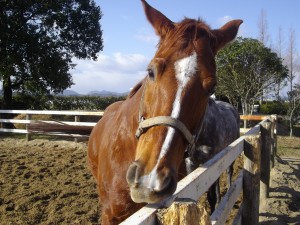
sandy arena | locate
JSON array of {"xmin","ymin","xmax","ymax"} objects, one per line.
[{"xmin": 0, "ymin": 136, "xmax": 299, "ymax": 224}]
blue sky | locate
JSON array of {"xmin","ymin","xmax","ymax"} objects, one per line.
[{"xmin": 70, "ymin": 0, "xmax": 300, "ymax": 94}]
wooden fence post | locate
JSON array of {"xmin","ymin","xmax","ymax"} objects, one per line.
[
  {"xmin": 74, "ymin": 115, "xmax": 80, "ymax": 142},
  {"xmin": 270, "ymin": 115, "xmax": 277, "ymax": 168},
  {"xmin": 156, "ymin": 198, "xmax": 210, "ymax": 225},
  {"xmin": 26, "ymin": 114, "xmax": 32, "ymax": 141},
  {"xmin": 260, "ymin": 121, "xmax": 271, "ymax": 206},
  {"xmin": 243, "ymin": 135, "xmax": 261, "ymax": 225}
]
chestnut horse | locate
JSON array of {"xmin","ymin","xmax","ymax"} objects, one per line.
[{"xmin": 88, "ymin": 1, "xmax": 242, "ymax": 224}]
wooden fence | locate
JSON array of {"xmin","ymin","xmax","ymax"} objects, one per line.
[
  {"xmin": 120, "ymin": 115, "xmax": 277, "ymax": 225},
  {"xmin": 0, "ymin": 110, "xmax": 103, "ymax": 141},
  {"xmin": 0, "ymin": 110, "xmax": 277, "ymax": 224}
]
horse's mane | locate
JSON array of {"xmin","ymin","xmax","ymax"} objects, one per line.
[{"xmin": 158, "ymin": 18, "xmax": 216, "ymax": 55}]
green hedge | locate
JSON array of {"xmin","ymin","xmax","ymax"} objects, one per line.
[
  {"xmin": 0, "ymin": 95, "xmax": 126, "ymax": 110},
  {"xmin": 259, "ymin": 101, "xmax": 288, "ymax": 115},
  {"xmin": 49, "ymin": 96, "xmax": 126, "ymax": 110}
]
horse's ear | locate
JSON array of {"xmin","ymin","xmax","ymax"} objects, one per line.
[
  {"xmin": 141, "ymin": 0, "xmax": 174, "ymax": 38},
  {"xmin": 212, "ymin": 20, "xmax": 243, "ymax": 53}
]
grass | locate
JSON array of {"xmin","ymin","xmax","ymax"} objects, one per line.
[
  {"xmin": 292, "ymin": 125, "xmax": 300, "ymax": 137},
  {"xmin": 277, "ymin": 135, "xmax": 300, "ymax": 158}
]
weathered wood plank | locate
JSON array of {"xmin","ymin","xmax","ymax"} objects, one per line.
[
  {"xmin": 0, "ymin": 119, "xmax": 31, "ymax": 124},
  {"xmin": 0, "ymin": 119, "xmax": 97, "ymax": 126},
  {"xmin": 243, "ymin": 135, "xmax": 261, "ymax": 225},
  {"xmin": 0, "ymin": 109, "xmax": 104, "ymax": 116},
  {"xmin": 260, "ymin": 121, "xmax": 272, "ymax": 206},
  {"xmin": 26, "ymin": 114, "xmax": 32, "ymax": 141},
  {"xmin": 0, "ymin": 128, "xmax": 28, "ymax": 134},
  {"xmin": 270, "ymin": 115, "xmax": 278, "ymax": 168},
  {"xmin": 244, "ymin": 124, "xmax": 260, "ymax": 136},
  {"xmin": 210, "ymin": 170, "xmax": 243, "ymax": 225},
  {"xmin": 240, "ymin": 115, "xmax": 268, "ymax": 121}
]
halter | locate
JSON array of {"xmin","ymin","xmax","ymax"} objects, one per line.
[
  {"xmin": 135, "ymin": 29, "xmax": 209, "ymax": 154},
  {"xmin": 135, "ymin": 76, "xmax": 204, "ymax": 154}
]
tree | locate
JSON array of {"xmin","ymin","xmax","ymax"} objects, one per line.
[
  {"xmin": 286, "ymin": 28, "xmax": 298, "ymax": 93},
  {"xmin": 257, "ymin": 9, "xmax": 269, "ymax": 104},
  {"xmin": 216, "ymin": 37, "xmax": 288, "ymax": 116},
  {"xmin": 273, "ymin": 26, "xmax": 287, "ymax": 100},
  {"xmin": 257, "ymin": 9, "xmax": 269, "ymax": 46},
  {"xmin": 0, "ymin": 0, "xmax": 103, "ymax": 109},
  {"xmin": 286, "ymin": 28, "xmax": 300, "ymax": 136},
  {"xmin": 287, "ymin": 83, "xmax": 300, "ymax": 136}
]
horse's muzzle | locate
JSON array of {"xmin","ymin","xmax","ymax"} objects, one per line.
[{"xmin": 126, "ymin": 161, "xmax": 177, "ymax": 203}]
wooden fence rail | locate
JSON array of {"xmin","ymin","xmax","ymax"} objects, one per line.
[
  {"xmin": 0, "ymin": 110, "xmax": 275, "ymax": 139},
  {"xmin": 120, "ymin": 116, "xmax": 277, "ymax": 225},
  {"xmin": 0, "ymin": 110, "xmax": 103, "ymax": 140}
]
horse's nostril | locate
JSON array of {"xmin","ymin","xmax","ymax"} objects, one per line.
[
  {"xmin": 126, "ymin": 161, "xmax": 141, "ymax": 186},
  {"xmin": 153, "ymin": 175, "xmax": 171, "ymax": 192}
]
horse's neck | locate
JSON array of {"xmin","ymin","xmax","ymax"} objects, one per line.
[
  {"xmin": 202, "ymin": 98, "xmax": 215, "ymax": 122},
  {"xmin": 121, "ymin": 84, "xmax": 144, "ymax": 134}
]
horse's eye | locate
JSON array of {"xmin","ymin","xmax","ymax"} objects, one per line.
[{"xmin": 147, "ymin": 68, "xmax": 155, "ymax": 80}]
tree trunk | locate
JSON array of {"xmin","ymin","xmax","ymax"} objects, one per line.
[
  {"xmin": 2, "ymin": 75, "xmax": 13, "ymax": 109},
  {"xmin": 242, "ymin": 101, "xmax": 249, "ymax": 128},
  {"xmin": 1, "ymin": 75, "xmax": 15, "ymax": 128},
  {"xmin": 289, "ymin": 119, "xmax": 293, "ymax": 137},
  {"xmin": 289, "ymin": 109, "xmax": 294, "ymax": 137}
]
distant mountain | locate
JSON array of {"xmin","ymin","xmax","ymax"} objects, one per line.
[
  {"xmin": 58, "ymin": 90, "xmax": 81, "ymax": 96},
  {"xmin": 86, "ymin": 90, "xmax": 127, "ymax": 97}
]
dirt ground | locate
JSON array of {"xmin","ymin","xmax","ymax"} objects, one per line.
[
  {"xmin": 0, "ymin": 135, "xmax": 299, "ymax": 225},
  {"xmin": 0, "ymin": 136, "xmax": 99, "ymax": 225},
  {"xmin": 259, "ymin": 136, "xmax": 300, "ymax": 225}
]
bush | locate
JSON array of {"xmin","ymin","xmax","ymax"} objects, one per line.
[
  {"xmin": 49, "ymin": 96, "xmax": 126, "ymax": 110},
  {"xmin": 259, "ymin": 101, "xmax": 288, "ymax": 115},
  {"xmin": 2, "ymin": 95, "xmax": 126, "ymax": 111},
  {"xmin": 12, "ymin": 94, "xmax": 53, "ymax": 109}
]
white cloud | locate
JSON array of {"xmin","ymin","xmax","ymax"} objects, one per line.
[{"xmin": 70, "ymin": 53, "xmax": 149, "ymax": 94}]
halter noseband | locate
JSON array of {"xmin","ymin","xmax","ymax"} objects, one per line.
[
  {"xmin": 135, "ymin": 116, "xmax": 195, "ymax": 146},
  {"xmin": 135, "ymin": 77, "xmax": 197, "ymax": 151}
]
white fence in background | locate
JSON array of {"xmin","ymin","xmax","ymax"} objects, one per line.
[{"xmin": 0, "ymin": 110, "xmax": 103, "ymax": 140}]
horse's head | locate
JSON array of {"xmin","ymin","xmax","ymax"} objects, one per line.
[{"xmin": 126, "ymin": 0, "xmax": 242, "ymax": 204}]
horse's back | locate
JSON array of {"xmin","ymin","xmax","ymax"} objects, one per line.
[
  {"xmin": 215, "ymin": 100, "xmax": 239, "ymax": 123},
  {"xmin": 197, "ymin": 98, "xmax": 239, "ymax": 156},
  {"xmin": 88, "ymin": 101, "xmax": 124, "ymax": 159}
]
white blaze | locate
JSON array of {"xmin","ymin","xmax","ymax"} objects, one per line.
[{"xmin": 144, "ymin": 52, "xmax": 198, "ymax": 190}]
